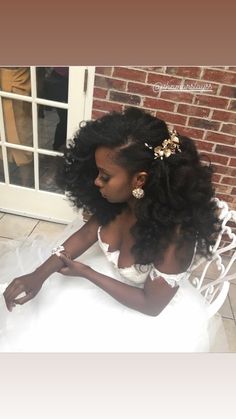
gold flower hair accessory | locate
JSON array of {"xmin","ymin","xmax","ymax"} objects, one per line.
[{"xmin": 145, "ymin": 129, "xmax": 181, "ymax": 160}]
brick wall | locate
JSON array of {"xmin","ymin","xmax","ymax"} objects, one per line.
[{"xmin": 92, "ymin": 66, "xmax": 236, "ymax": 210}]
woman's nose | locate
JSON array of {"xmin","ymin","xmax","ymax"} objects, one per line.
[{"xmin": 94, "ymin": 175, "xmax": 102, "ymax": 188}]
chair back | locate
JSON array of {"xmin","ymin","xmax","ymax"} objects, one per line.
[{"xmin": 189, "ymin": 198, "xmax": 236, "ymax": 318}]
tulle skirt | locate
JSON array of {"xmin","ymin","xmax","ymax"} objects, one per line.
[{"xmin": 0, "ymin": 216, "xmax": 228, "ymax": 352}]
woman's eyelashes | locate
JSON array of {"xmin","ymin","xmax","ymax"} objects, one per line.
[
  {"xmin": 101, "ymin": 175, "xmax": 110, "ymax": 182},
  {"xmin": 98, "ymin": 172, "xmax": 110, "ymax": 182}
]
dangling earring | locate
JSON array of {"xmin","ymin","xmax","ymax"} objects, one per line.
[{"xmin": 132, "ymin": 187, "xmax": 144, "ymax": 199}]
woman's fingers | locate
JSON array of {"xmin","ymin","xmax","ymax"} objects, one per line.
[
  {"xmin": 58, "ymin": 254, "xmax": 86, "ymax": 276},
  {"xmin": 3, "ymin": 279, "xmax": 33, "ymax": 310},
  {"xmin": 14, "ymin": 291, "xmax": 34, "ymax": 305},
  {"xmin": 5, "ymin": 286, "xmax": 25, "ymax": 305},
  {"xmin": 58, "ymin": 266, "xmax": 72, "ymax": 275},
  {"xmin": 3, "ymin": 273, "xmax": 43, "ymax": 311},
  {"xmin": 4, "ymin": 279, "xmax": 26, "ymax": 302},
  {"xmin": 4, "ymin": 289, "xmax": 34, "ymax": 310},
  {"xmin": 58, "ymin": 253, "xmax": 73, "ymax": 265},
  {"xmin": 58, "ymin": 254, "xmax": 76, "ymax": 274},
  {"xmin": 4, "ymin": 298, "xmax": 13, "ymax": 312},
  {"xmin": 4, "ymin": 288, "xmax": 23, "ymax": 311}
]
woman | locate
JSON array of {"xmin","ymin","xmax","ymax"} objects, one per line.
[{"xmin": 0, "ymin": 107, "xmax": 223, "ymax": 351}]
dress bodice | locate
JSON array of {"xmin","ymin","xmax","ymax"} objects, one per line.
[{"xmin": 97, "ymin": 226, "xmax": 198, "ymax": 288}]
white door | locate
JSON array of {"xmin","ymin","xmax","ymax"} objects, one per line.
[{"xmin": 0, "ymin": 66, "xmax": 95, "ymax": 223}]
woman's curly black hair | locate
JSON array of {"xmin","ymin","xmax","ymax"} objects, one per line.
[{"xmin": 57, "ymin": 106, "xmax": 222, "ymax": 265}]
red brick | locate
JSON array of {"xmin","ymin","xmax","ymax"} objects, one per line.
[
  {"xmin": 94, "ymin": 75, "xmax": 126, "ymax": 91},
  {"xmin": 184, "ymin": 78, "xmax": 218, "ymax": 94},
  {"xmin": 155, "ymin": 111, "xmax": 187, "ymax": 125},
  {"xmin": 212, "ymin": 174, "xmax": 221, "ymax": 183},
  {"xmin": 95, "ymin": 67, "xmax": 113, "ymax": 76},
  {"xmin": 92, "ymin": 99, "xmax": 123, "ymax": 113},
  {"xmin": 160, "ymin": 91, "xmax": 194, "ymax": 103},
  {"xmin": 228, "ymin": 67, "xmax": 236, "ymax": 71},
  {"xmin": 215, "ymin": 193, "xmax": 234, "ymax": 203},
  {"xmin": 212, "ymin": 110, "xmax": 236, "ymax": 124},
  {"xmin": 202, "ymin": 69, "xmax": 236, "ymax": 85},
  {"xmin": 127, "ymin": 82, "xmax": 158, "ymax": 97},
  {"xmin": 177, "ymin": 104, "xmax": 210, "ymax": 118},
  {"xmin": 213, "ymin": 183, "xmax": 231, "ymax": 193},
  {"xmin": 213, "ymin": 165, "xmax": 236, "ymax": 177},
  {"xmin": 135, "ymin": 105, "xmax": 156, "ymax": 117},
  {"xmin": 205, "ymin": 131, "xmax": 235, "ymax": 146},
  {"xmin": 229, "ymin": 100, "xmax": 236, "ymax": 111},
  {"xmin": 215, "ymin": 144, "xmax": 236, "ymax": 157},
  {"xmin": 232, "ymin": 187, "xmax": 236, "ymax": 194},
  {"xmin": 174, "ymin": 125, "xmax": 204, "ymax": 140},
  {"xmin": 195, "ymin": 140, "xmax": 214, "ymax": 152},
  {"xmin": 194, "ymin": 94, "xmax": 229, "ymax": 108},
  {"xmin": 112, "ymin": 67, "xmax": 146, "ymax": 82},
  {"xmin": 166, "ymin": 67, "xmax": 201, "ymax": 78},
  {"xmin": 221, "ymin": 124, "xmax": 236, "ymax": 136},
  {"xmin": 221, "ymin": 176, "xmax": 236, "ymax": 186},
  {"xmin": 109, "ymin": 91, "xmax": 140, "ymax": 105},
  {"xmin": 139, "ymin": 66, "xmax": 166, "ymax": 73},
  {"xmin": 188, "ymin": 117, "xmax": 220, "ymax": 131},
  {"xmin": 122, "ymin": 105, "xmax": 155, "ymax": 117},
  {"xmin": 93, "ymin": 87, "xmax": 107, "ymax": 99},
  {"xmin": 147, "ymin": 73, "xmax": 182, "ymax": 86},
  {"xmin": 229, "ymin": 158, "xmax": 236, "ymax": 167},
  {"xmin": 201, "ymin": 153, "xmax": 229, "ymax": 165},
  {"xmin": 143, "ymin": 98, "xmax": 175, "ymax": 112},
  {"xmin": 220, "ymin": 85, "xmax": 236, "ymax": 98},
  {"xmin": 92, "ymin": 109, "xmax": 107, "ymax": 120}
]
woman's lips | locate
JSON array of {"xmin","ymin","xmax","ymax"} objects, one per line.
[{"xmin": 100, "ymin": 191, "xmax": 107, "ymax": 198}]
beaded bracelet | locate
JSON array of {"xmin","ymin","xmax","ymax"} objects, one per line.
[
  {"xmin": 51, "ymin": 245, "xmax": 71, "ymax": 259},
  {"xmin": 52, "ymin": 245, "xmax": 65, "ymax": 256}
]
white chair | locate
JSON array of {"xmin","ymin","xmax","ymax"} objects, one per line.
[{"xmin": 190, "ymin": 198, "xmax": 236, "ymax": 318}]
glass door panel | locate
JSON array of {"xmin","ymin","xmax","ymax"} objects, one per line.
[
  {"xmin": 0, "ymin": 66, "xmax": 95, "ymax": 223},
  {"xmin": 36, "ymin": 67, "xmax": 69, "ymax": 103},
  {"xmin": 7, "ymin": 148, "xmax": 34, "ymax": 188},
  {"xmin": 2, "ymin": 98, "xmax": 33, "ymax": 148},
  {"xmin": 39, "ymin": 154, "xmax": 64, "ymax": 194},
  {"xmin": 0, "ymin": 146, "xmax": 4, "ymax": 182},
  {"xmin": 0, "ymin": 67, "xmax": 31, "ymax": 95},
  {"xmin": 38, "ymin": 105, "xmax": 68, "ymax": 152}
]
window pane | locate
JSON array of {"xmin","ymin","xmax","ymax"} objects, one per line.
[
  {"xmin": 36, "ymin": 67, "xmax": 69, "ymax": 103},
  {"xmin": 7, "ymin": 148, "xmax": 34, "ymax": 188},
  {"xmin": 39, "ymin": 154, "xmax": 64, "ymax": 194},
  {"xmin": 0, "ymin": 67, "xmax": 31, "ymax": 96},
  {"xmin": 0, "ymin": 147, "xmax": 5, "ymax": 182},
  {"xmin": 2, "ymin": 98, "xmax": 33, "ymax": 148},
  {"xmin": 38, "ymin": 105, "xmax": 67, "ymax": 151}
]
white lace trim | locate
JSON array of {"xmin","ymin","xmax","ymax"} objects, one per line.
[{"xmin": 97, "ymin": 226, "xmax": 198, "ymax": 288}]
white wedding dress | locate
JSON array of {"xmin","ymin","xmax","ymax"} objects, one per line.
[{"xmin": 0, "ymin": 216, "xmax": 227, "ymax": 352}]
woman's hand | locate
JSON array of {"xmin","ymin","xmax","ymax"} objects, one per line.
[
  {"xmin": 58, "ymin": 253, "xmax": 90, "ymax": 277},
  {"xmin": 3, "ymin": 273, "xmax": 45, "ymax": 312}
]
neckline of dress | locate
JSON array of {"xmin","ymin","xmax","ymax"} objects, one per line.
[
  {"xmin": 97, "ymin": 226, "xmax": 198, "ymax": 276},
  {"xmin": 97, "ymin": 226, "xmax": 150, "ymax": 271}
]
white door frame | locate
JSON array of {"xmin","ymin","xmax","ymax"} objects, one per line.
[{"xmin": 0, "ymin": 66, "xmax": 95, "ymax": 223}]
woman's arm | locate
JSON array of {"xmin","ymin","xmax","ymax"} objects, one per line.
[
  {"xmin": 86, "ymin": 269, "xmax": 178, "ymax": 316},
  {"xmin": 58, "ymin": 255, "xmax": 179, "ymax": 316},
  {"xmin": 35, "ymin": 215, "xmax": 100, "ymax": 282},
  {"xmin": 3, "ymin": 215, "xmax": 100, "ymax": 310}
]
